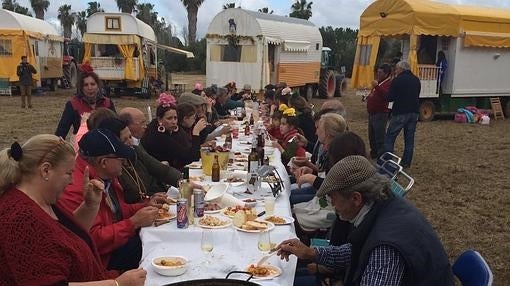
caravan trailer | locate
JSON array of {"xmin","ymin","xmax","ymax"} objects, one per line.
[
  {"xmin": 351, "ymin": 0, "xmax": 510, "ymax": 120},
  {"xmin": 83, "ymin": 12, "xmax": 193, "ymax": 97},
  {"xmin": 0, "ymin": 9, "xmax": 64, "ymax": 93}
]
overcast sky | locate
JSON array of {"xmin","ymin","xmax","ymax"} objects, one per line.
[{"xmin": 15, "ymin": 0, "xmax": 510, "ymax": 41}]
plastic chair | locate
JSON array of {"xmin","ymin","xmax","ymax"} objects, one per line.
[
  {"xmin": 379, "ymin": 159, "xmax": 402, "ymax": 179},
  {"xmin": 453, "ymin": 250, "xmax": 493, "ymax": 286},
  {"xmin": 390, "ymin": 170, "xmax": 414, "ymax": 197},
  {"xmin": 376, "ymin": 152, "xmax": 401, "ymax": 168}
]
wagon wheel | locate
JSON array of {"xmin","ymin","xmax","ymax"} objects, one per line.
[{"xmin": 419, "ymin": 101, "xmax": 435, "ymax": 121}]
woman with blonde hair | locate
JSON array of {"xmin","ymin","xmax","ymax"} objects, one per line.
[{"xmin": 0, "ymin": 135, "xmax": 145, "ymax": 285}]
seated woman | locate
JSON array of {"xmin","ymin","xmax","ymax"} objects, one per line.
[
  {"xmin": 142, "ymin": 94, "xmax": 201, "ymax": 170},
  {"xmin": 290, "ymin": 113, "xmax": 347, "ymax": 205},
  {"xmin": 272, "ymin": 105, "xmax": 306, "ymax": 165},
  {"xmin": 98, "ymin": 117, "xmax": 182, "ymax": 204},
  {"xmin": 176, "ymin": 100, "xmax": 209, "ymax": 144},
  {"xmin": 0, "ymin": 135, "xmax": 145, "ymax": 285}
]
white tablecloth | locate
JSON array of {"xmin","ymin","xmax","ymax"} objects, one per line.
[{"xmin": 140, "ymin": 133, "xmax": 297, "ymax": 286}]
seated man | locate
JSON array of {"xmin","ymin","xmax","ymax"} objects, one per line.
[
  {"xmin": 119, "ymin": 107, "xmax": 147, "ymax": 146},
  {"xmin": 58, "ymin": 129, "xmax": 161, "ymax": 272},
  {"xmin": 277, "ymin": 156, "xmax": 454, "ymax": 286},
  {"xmin": 98, "ymin": 117, "xmax": 182, "ymax": 203}
]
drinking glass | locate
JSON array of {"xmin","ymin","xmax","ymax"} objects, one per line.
[
  {"xmin": 264, "ymin": 196, "xmax": 275, "ymax": 216},
  {"xmin": 257, "ymin": 230, "xmax": 271, "ymax": 254},
  {"xmin": 201, "ymin": 230, "xmax": 214, "ymax": 264}
]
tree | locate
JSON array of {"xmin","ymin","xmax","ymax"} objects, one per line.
[
  {"xmin": 319, "ymin": 26, "xmax": 358, "ymax": 77},
  {"xmin": 180, "ymin": 0, "xmax": 204, "ymax": 44},
  {"xmin": 2, "ymin": 0, "xmax": 33, "ymax": 16},
  {"xmin": 116, "ymin": 0, "xmax": 137, "ymax": 14},
  {"xmin": 76, "ymin": 11, "xmax": 87, "ymax": 37},
  {"xmin": 86, "ymin": 1, "xmax": 104, "ymax": 17},
  {"xmin": 289, "ymin": 0, "xmax": 312, "ymax": 20},
  {"xmin": 30, "ymin": 0, "xmax": 50, "ymax": 19},
  {"xmin": 58, "ymin": 4, "xmax": 75, "ymax": 39},
  {"xmin": 135, "ymin": 3, "xmax": 155, "ymax": 26},
  {"xmin": 223, "ymin": 3, "xmax": 236, "ymax": 10},
  {"xmin": 258, "ymin": 7, "xmax": 273, "ymax": 14}
]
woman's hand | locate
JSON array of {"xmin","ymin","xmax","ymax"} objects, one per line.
[
  {"xmin": 82, "ymin": 167, "xmax": 104, "ymax": 207},
  {"xmin": 193, "ymin": 118, "xmax": 208, "ymax": 136},
  {"xmin": 115, "ymin": 268, "xmax": 147, "ymax": 286},
  {"xmin": 294, "ymin": 134, "xmax": 308, "ymax": 148},
  {"xmin": 297, "ymin": 174, "xmax": 317, "ymax": 187}
]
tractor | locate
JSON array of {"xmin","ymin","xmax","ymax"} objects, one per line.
[{"xmin": 318, "ymin": 47, "xmax": 347, "ymax": 98}]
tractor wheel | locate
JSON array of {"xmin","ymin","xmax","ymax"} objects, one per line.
[
  {"xmin": 334, "ymin": 75, "xmax": 347, "ymax": 97},
  {"xmin": 319, "ymin": 70, "xmax": 336, "ymax": 98},
  {"xmin": 419, "ymin": 101, "xmax": 435, "ymax": 121}
]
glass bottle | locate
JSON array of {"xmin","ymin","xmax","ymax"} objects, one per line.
[
  {"xmin": 247, "ymin": 139, "xmax": 260, "ymax": 193},
  {"xmin": 211, "ymin": 154, "xmax": 220, "ymax": 182}
]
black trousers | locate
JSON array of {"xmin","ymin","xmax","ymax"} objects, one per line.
[
  {"xmin": 368, "ymin": 112, "xmax": 389, "ymax": 159},
  {"xmin": 107, "ymin": 233, "xmax": 142, "ymax": 272}
]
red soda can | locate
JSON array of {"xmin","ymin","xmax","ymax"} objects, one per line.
[
  {"xmin": 177, "ymin": 198, "xmax": 189, "ymax": 229},
  {"xmin": 193, "ymin": 190, "xmax": 205, "ymax": 219}
]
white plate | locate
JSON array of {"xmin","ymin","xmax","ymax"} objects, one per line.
[
  {"xmin": 258, "ymin": 215, "xmax": 294, "ymax": 226},
  {"xmin": 245, "ymin": 264, "xmax": 282, "ymax": 280},
  {"xmin": 204, "ymin": 183, "xmax": 228, "ymax": 201},
  {"xmin": 155, "ymin": 213, "xmax": 177, "ymax": 222},
  {"xmin": 197, "ymin": 217, "xmax": 232, "ymax": 229},
  {"xmin": 204, "ymin": 209, "xmax": 222, "ymax": 214},
  {"xmin": 234, "ymin": 222, "xmax": 275, "ymax": 233}
]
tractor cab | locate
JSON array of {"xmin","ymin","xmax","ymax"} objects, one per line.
[{"xmin": 321, "ymin": 47, "xmax": 334, "ymax": 70}]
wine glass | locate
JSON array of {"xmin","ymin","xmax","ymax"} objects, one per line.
[
  {"xmin": 201, "ymin": 230, "xmax": 214, "ymax": 264},
  {"xmin": 257, "ymin": 230, "xmax": 271, "ymax": 254}
]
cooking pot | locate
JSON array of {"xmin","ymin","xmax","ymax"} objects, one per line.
[{"xmin": 163, "ymin": 271, "xmax": 260, "ymax": 286}]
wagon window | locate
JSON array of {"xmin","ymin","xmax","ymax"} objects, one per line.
[
  {"xmin": 105, "ymin": 17, "xmax": 121, "ymax": 30},
  {"xmin": 0, "ymin": 39, "xmax": 12, "ymax": 56},
  {"xmin": 209, "ymin": 44, "xmax": 257, "ymax": 63},
  {"xmin": 359, "ymin": 44, "xmax": 372, "ymax": 66}
]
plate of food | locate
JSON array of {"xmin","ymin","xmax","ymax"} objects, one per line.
[
  {"xmin": 187, "ymin": 162, "xmax": 202, "ymax": 169},
  {"xmin": 234, "ymin": 220, "xmax": 275, "ymax": 233},
  {"xmin": 222, "ymin": 206, "xmax": 255, "ymax": 218},
  {"xmin": 224, "ymin": 176, "xmax": 246, "ymax": 187},
  {"xmin": 242, "ymin": 198, "xmax": 257, "ymax": 208},
  {"xmin": 155, "ymin": 208, "xmax": 177, "ymax": 222},
  {"xmin": 198, "ymin": 215, "xmax": 232, "ymax": 229},
  {"xmin": 258, "ymin": 215, "xmax": 294, "ymax": 226},
  {"xmin": 204, "ymin": 202, "xmax": 222, "ymax": 214},
  {"xmin": 245, "ymin": 264, "xmax": 282, "ymax": 280}
]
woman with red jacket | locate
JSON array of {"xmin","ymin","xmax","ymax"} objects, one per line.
[
  {"xmin": 0, "ymin": 134, "xmax": 145, "ymax": 286},
  {"xmin": 273, "ymin": 105, "xmax": 307, "ymax": 165},
  {"xmin": 55, "ymin": 71, "xmax": 116, "ymax": 140}
]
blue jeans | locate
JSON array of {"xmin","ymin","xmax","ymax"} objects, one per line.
[
  {"xmin": 290, "ymin": 186, "xmax": 316, "ymax": 205},
  {"xmin": 384, "ymin": 113, "xmax": 419, "ymax": 167}
]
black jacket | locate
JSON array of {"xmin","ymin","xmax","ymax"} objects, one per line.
[
  {"xmin": 385, "ymin": 70, "xmax": 421, "ymax": 115},
  {"xmin": 345, "ymin": 196, "xmax": 454, "ymax": 286},
  {"xmin": 16, "ymin": 63, "xmax": 37, "ymax": 86}
]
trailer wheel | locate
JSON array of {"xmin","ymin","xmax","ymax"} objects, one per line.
[
  {"xmin": 319, "ymin": 70, "xmax": 336, "ymax": 98},
  {"xmin": 49, "ymin": 79, "xmax": 58, "ymax": 91},
  {"xmin": 419, "ymin": 101, "xmax": 435, "ymax": 121},
  {"xmin": 503, "ymin": 99, "xmax": 510, "ymax": 118}
]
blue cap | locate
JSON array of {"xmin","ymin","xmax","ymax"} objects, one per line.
[{"xmin": 79, "ymin": 129, "xmax": 134, "ymax": 159}]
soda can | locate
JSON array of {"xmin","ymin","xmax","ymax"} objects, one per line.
[
  {"xmin": 193, "ymin": 189, "xmax": 205, "ymax": 219},
  {"xmin": 176, "ymin": 198, "xmax": 189, "ymax": 229}
]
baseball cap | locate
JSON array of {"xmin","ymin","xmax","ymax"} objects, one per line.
[
  {"xmin": 79, "ymin": 129, "xmax": 134, "ymax": 159},
  {"xmin": 316, "ymin": 155, "xmax": 377, "ymax": 197},
  {"xmin": 178, "ymin": 92, "xmax": 206, "ymax": 106}
]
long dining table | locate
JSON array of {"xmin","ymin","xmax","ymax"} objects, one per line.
[{"xmin": 139, "ymin": 124, "xmax": 298, "ymax": 286}]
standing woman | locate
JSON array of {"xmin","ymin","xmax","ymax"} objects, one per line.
[
  {"xmin": 436, "ymin": 50, "xmax": 448, "ymax": 95},
  {"xmin": 0, "ymin": 135, "xmax": 145, "ymax": 285},
  {"xmin": 142, "ymin": 94, "xmax": 201, "ymax": 170},
  {"xmin": 55, "ymin": 71, "xmax": 115, "ymax": 140}
]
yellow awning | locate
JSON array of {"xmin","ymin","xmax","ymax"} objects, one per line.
[
  {"xmin": 83, "ymin": 33, "xmax": 139, "ymax": 45},
  {"xmin": 464, "ymin": 31, "xmax": 510, "ymax": 48},
  {"xmin": 156, "ymin": 44, "xmax": 194, "ymax": 58}
]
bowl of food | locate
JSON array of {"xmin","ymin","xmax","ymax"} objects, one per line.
[
  {"xmin": 204, "ymin": 183, "xmax": 228, "ymax": 201},
  {"xmin": 152, "ymin": 256, "xmax": 188, "ymax": 276}
]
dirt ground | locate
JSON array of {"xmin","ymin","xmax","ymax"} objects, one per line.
[{"xmin": 1, "ymin": 74, "xmax": 509, "ymax": 283}]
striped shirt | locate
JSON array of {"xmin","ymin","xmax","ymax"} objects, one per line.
[{"xmin": 315, "ymin": 243, "xmax": 405, "ymax": 285}]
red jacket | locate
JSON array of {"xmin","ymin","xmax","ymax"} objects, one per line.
[
  {"xmin": 58, "ymin": 156, "xmax": 144, "ymax": 267},
  {"xmin": 367, "ymin": 77, "xmax": 391, "ymax": 114}
]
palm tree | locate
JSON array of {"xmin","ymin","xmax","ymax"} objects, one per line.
[
  {"xmin": 30, "ymin": 0, "xmax": 50, "ymax": 19},
  {"xmin": 2, "ymin": 0, "xmax": 32, "ymax": 16},
  {"xmin": 58, "ymin": 4, "xmax": 75, "ymax": 39},
  {"xmin": 180, "ymin": 0, "xmax": 205, "ymax": 44},
  {"xmin": 76, "ymin": 11, "xmax": 87, "ymax": 37},
  {"xmin": 258, "ymin": 7, "xmax": 273, "ymax": 14},
  {"xmin": 289, "ymin": 0, "xmax": 313, "ymax": 20},
  {"xmin": 86, "ymin": 1, "xmax": 104, "ymax": 17},
  {"xmin": 116, "ymin": 0, "xmax": 137, "ymax": 14},
  {"xmin": 222, "ymin": 3, "xmax": 235, "ymax": 10}
]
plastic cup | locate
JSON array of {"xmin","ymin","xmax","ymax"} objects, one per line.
[{"xmin": 264, "ymin": 196, "xmax": 275, "ymax": 216}]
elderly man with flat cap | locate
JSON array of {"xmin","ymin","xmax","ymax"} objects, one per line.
[{"xmin": 277, "ymin": 155, "xmax": 454, "ymax": 286}]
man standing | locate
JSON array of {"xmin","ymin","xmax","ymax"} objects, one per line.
[
  {"xmin": 367, "ymin": 64, "xmax": 391, "ymax": 159},
  {"xmin": 384, "ymin": 61, "xmax": 421, "ymax": 168},
  {"xmin": 16, "ymin": 56, "xmax": 37, "ymax": 108}
]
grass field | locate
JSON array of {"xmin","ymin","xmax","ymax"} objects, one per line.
[{"xmin": 1, "ymin": 74, "xmax": 509, "ymax": 283}]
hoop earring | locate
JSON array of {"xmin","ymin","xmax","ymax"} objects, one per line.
[
  {"xmin": 174, "ymin": 126, "xmax": 179, "ymax": 132},
  {"xmin": 157, "ymin": 123, "xmax": 165, "ymax": 133}
]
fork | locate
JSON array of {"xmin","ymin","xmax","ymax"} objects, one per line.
[{"xmin": 256, "ymin": 248, "xmax": 278, "ymax": 266}]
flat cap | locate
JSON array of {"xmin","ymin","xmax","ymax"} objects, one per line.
[
  {"xmin": 178, "ymin": 92, "xmax": 206, "ymax": 106},
  {"xmin": 317, "ymin": 155, "xmax": 377, "ymax": 197}
]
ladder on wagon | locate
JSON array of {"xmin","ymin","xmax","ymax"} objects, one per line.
[{"xmin": 490, "ymin": 98, "xmax": 505, "ymax": 120}]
